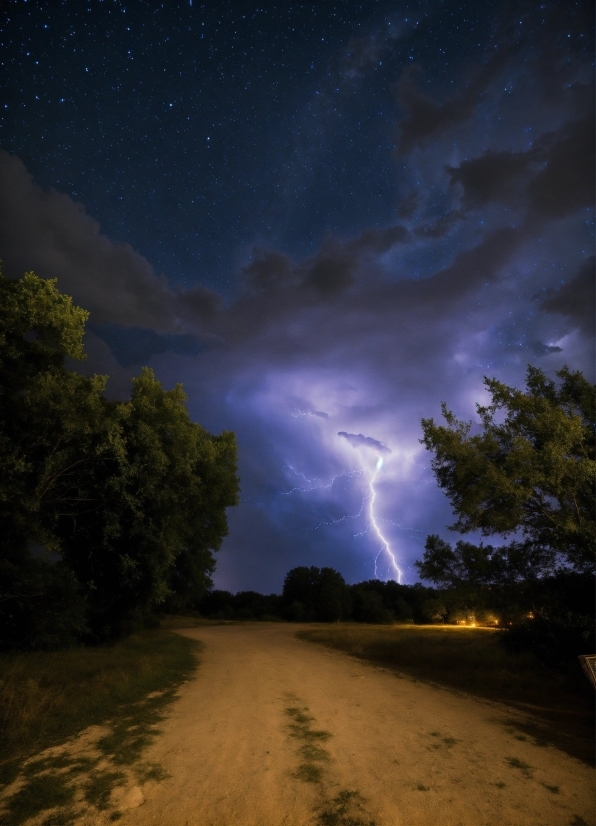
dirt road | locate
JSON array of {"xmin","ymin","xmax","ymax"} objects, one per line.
[{"xmin": 116, "ymin": 623, "xmax": 593, "ymax": 826}]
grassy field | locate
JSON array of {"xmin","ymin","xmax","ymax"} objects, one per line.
[
  {"xmin": 298, "ymin": 624, "xmax": 595, "ymax": 765},
  {"xmin": 0, "ymin": 627, "xmax": 200, "ymax": 792}
]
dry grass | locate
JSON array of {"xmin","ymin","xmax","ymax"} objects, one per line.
[
  {"xmin": 298, "ymin": 624, "xmax": 595, "ymax": 765},
  {"xmin": 0, "ymin": 630, "xmax": 200, "ymax": 789}
]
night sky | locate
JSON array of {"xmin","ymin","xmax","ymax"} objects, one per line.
[{"xmin": 1, "ymin": 0, "xmax": 594, "ymax": 593}]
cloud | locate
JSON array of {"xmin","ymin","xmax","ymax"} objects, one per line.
[
  {"xmin": 541, "ymin": 256, "xmax": 595, "ymax": 336},
  {"xmin": 526, "ymin": 116, "xmax": 595, "ymax": 221},
  {"xmin": 529, "ymin": 341, "xmax": 563, "ymax": 357},
  {"xmin": 240, "ymin": 225, "xmax": 409, "ymax": 302},
  {"xmin": 444, "ymin": 115, "xmax": 594, "ymax": 224},
  {"xmin": 0, "ymin": 150, "xmax": 220, "ymax": 332},
  {"xmin": 447, "ymin": 150, "xmax": 534, "ymax": 208},
  {"xmin": 89, "ymin": 325, "xmax": 204, "ymax": 368},
  {"xmin": 242, "ymin": 248, "xmax": 294, "ymax": 291},
  {"xmin": 337, "ymin": 431, "xmax": 392, "ymax": 454},
  {"xmin": 394, "ymin": 50, "xmax": 511, "ymax": 155},
  {"xmin": 348, "ymin": 224, "xmax": 410, "ymax": 255}
]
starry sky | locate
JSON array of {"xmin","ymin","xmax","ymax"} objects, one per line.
[{"xmin": 1, "ymin": 0, "xmax": 594, "ymax": 593}]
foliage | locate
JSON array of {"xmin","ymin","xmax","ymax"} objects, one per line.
[
  {"xmin": 419, "ymin": 366, "xmax": 595, "ymax": 578},
  {"xmin": 282, "ymin": 566, "xmax": 352, "ymax": 621},
  {"xmin": 196, "ymin": 589, "xmax": 282, "ymax": 620},
  {"xmin": 417, "ymin": 366, "xmax": 595, "ymax": 666},
  {"xmin": 350, "ymin": 588, "xmax": 386, "ymax": 623},
  {"xmin": 0, "ymin": 631, "xmax": 199, "ymax": 786},
  {"xmin": 0, "ymin": 270, "xmax": 239, "ymax": 647}
]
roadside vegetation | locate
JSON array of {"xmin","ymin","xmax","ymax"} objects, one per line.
[
  {"xmin": 298, "ymin": 623, "xmax": 595, "ymax": 765},
  {"xmin": 0, "ymin": 629, "xmax": 200, "ymax": 793}
]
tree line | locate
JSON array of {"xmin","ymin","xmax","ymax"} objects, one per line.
[{"xmin": 193, "ymin": 569, "xmax": 473, "ymax": 625}]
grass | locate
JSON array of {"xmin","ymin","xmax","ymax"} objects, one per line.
[
  {"xmin": 281, "ymin": 701, "xmax": 377, "ymax": 825},
  {"xmin": 0, "ymin": 628, "xmax": 200, "ymax": 825},
  {"xmin": 284, "ymin": 705, "xmax": 332, "ymax": 784},
  {"xmin": 297, "ymin": 624, "xmax": 595, "ymax": 764},
  {"xmin": 506, "ymin": 757, "xmax": 533, "ymax": 777},
  {"xmin": 296, "ymin": 762, "xmax": 324, "ymax": 782},
  {"xmin": 0, "ymin": 629, "xmax": 200, "ymax": 787},
  {"xmin": 318, "ymin": 790, "xmax": 377, "ymax": 826},
  {"xmin": 1, "ymin": 772, "xmax": 76, "ymax": 825},
  {"xmin": 285, "ymin": 707, "xmax": 332, "ymax": 743}
]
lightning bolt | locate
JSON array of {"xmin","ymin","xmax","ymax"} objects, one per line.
[
  {"xmin": 309, "ymin": 496, "xmax": 368, "ymax": 531},
  {"xmin": 281, "ymin": 440, "xmax": 408, "ymax": 582},
  {"xmin": 367, "ymin": 456, "xmax": 404, "ymax": 583},
  {"xmin": 281, "ymin": 465, "xmax": 362, "ymax": 495}
]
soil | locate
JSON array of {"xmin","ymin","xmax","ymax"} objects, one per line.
[{"xmin": 107, "ymin": 623, "xmax": 594, "ymax": 826}]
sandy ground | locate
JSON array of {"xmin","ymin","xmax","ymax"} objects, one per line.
[{"xmin": 95, "ymin": 622, "xmax": 595, "ymax": 826}]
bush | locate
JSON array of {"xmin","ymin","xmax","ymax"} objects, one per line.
[
  {"xmin": 503, "ymin": 613, "xmax": 595, "ymax": 670},
  {"xmin": 0, "ymin": 558, "xmax": 87, "ymax": 651}
]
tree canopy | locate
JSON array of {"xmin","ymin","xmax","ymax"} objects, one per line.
[
  {"xmin": 281, "ymin": 566, "xmax": 352, "ymax": 622},
  {"xmin": 416, "ymin": 366, "xmax": 595, "ymax": 665},
  {"xmin": 417, "ymin": 366, "xmax": 595, "ymax": 586},
  {"xmin": 0, "ymin": 270, "xmax": 239, "ymax": 647}
]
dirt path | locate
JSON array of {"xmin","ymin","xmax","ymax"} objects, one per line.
[{"xmin": 112, "ymin": 624, "xmax": 592, "ymax": 826}]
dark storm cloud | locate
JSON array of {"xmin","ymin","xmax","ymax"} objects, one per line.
[
  {"xmin": 445, "ymin": 115, "xmax": 594, "ymax": 224},
  {"xmin": 526, "ymin": 116, "xmax": 595, "ymax": 221},
  {"xmin": 337, "ymin": 432, "xmax": 392, "ymax": 453},
  {"xmin": 395, "ymin": 49, "xmax": 511, "ymax": 155},
  {"xmin": 529, "ymin": 341, "xmax": 563, "ymax": 357},
  {"xmin": 178, "ymin": 283, "xmax": 222, "ymax": 321},
  {"xmin": 421, "ymin": 226, "xmax": 523, "ymax": 303},
  {"xmin": 0, "ymin": 150, "xmax": 220, "ymax": 332},
  {"xmin": 396, "ymin": 191, "xmax": 419, "ymax": 219},
  {"xmin": 302, "ymin": 248, "xmax": 356, "ymax": 296},
  {"xmin": 541, "ymin": 256, "xmax": 595, "ymax": 336},
  {"xmin": 241, "ymin": 225, "xmax": 410, "ymax": 300},
  {"xmin": 242, "ymin": 249, "xmax": 294, "ymax": 291},
  {"xmin": 447, "ymin": 151, "xmax": 534, "ymax": 208},
  {"xmin": 0, "ymin": 151, "xmax": 176, "ymax": 328},
  {"xmin": 241, "ymin": 243, "xmax": 355, "ymax": 298}
]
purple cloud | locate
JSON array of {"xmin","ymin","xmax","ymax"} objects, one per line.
[{"xmin": 337, "ymin": 432, "xmax": 392, "ymax": 454}]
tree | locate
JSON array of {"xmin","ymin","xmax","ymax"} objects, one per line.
[
  {"xmin": 281, "ymin": 566, "xmax": 351, "ymax": 622},
  {"xmin": 0, "ymin": 270, "xmax": 239, "ymax": 646},
  {"xmin": 416, "ymin": 366, "xmax": 595, "ymax": 664},
  {"xmin": 418, "ymin": 366, "xmax": 595, "ymax": 583}
]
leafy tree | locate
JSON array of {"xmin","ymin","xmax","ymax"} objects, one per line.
[
  {"xmin": 418, "ymin": 366, "xmax": 595, "ymax": 583},
  {"xmin": 351, "ymin": 588, "xmax": 386, "ymax": 623},
  {"xmin": 0, "ymin": 270, "xmax": 239, "ymax": 646},
  {"xmin": 417, "ymin": 366, "xmax": 595, "ymax": 664},
  {"xmin": 282, "ymin": 566, "xmax": 351, "ymax": 621}
]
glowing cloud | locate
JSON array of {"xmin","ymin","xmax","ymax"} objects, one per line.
[{"xmin": 337, "ymin": 431, "xmax": 392, "ymax": 453}]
